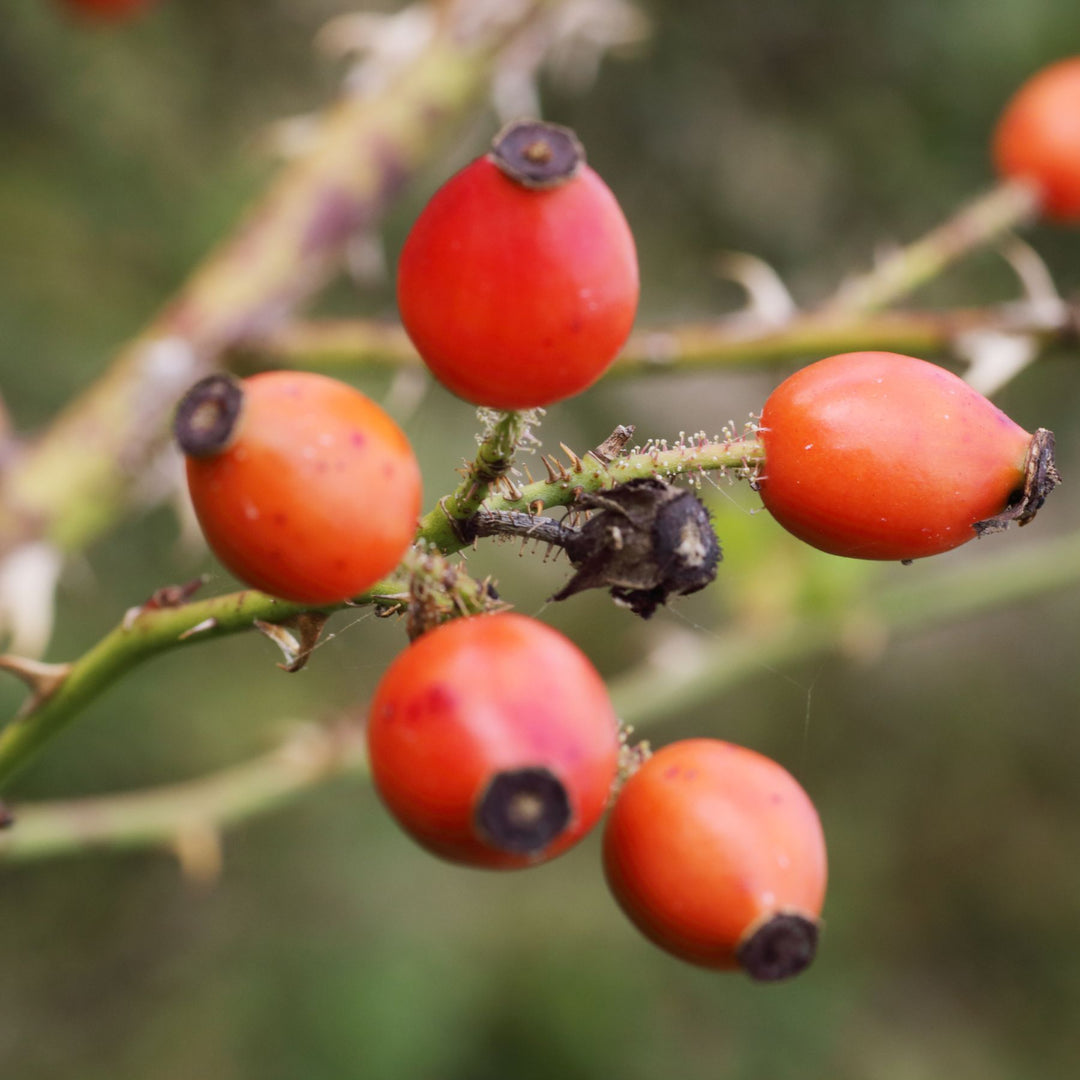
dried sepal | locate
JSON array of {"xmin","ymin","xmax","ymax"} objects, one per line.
[
  {"xmin": 123, "ymin": 577, "xmax": 208, "ymax": 630},
  {"xmin": 254, "ymin": 612, "xmax": 330, "ymax": 672},
  {"xmin": 974, "ymin": 427, "xmax": 1061, "ymax": 535},
  {"xmin": 404, "ymin": 547, "xmax": 508, "ymax": 641},
  {"xmin": 554, "ymin": 478, "xmax": 722, "ymax": 617}
]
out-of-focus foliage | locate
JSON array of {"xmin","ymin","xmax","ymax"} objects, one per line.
[{"xmin": 2, "ymin": 2, "xmax": 1080, "ymax": 1078}]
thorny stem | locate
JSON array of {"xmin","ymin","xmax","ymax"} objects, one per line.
[
  {"xmin": 0, "ymin": 581, "xmax": 405, "ymax": 793},
  {"xmin": 823, "ymin": 179, "xmax": 1043, "ymax": 315},
  {"xmin": 0, "ymin": 433, "xmax": 760, "ymax": 789},
  {"xmin": 418, "ymin": 432, "xmax": 761, "ymax": 552},
  {"xmin": 235, "ymin": 179, "xmax": 1060, "ymax": 381},
  {"xmin": 237, "ymin": 296, "xmax": 1078, "ymax": 378},
  {"xmin": 0, "ymin": 723, "xmax": 366, "ymax": 867},
  {"xmin": 441, "ymin": 410, "xmax": 532, "ymax": 525},
  {"xmin": 7, "ymin": 525, "xmax": 1080, "ymax": 863}
]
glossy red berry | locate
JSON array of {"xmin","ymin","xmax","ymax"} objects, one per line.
[
  {"xmin": 175, "ymin": 371, "xmax": 421, "ymax": 604},
  {"xmin": 603, "ymin": 739, "xmax": 827, "ymax": 978},
  {"xmin": 367, "ymin": 612, "xmax": 621, "ymax": 869},
  {"xmin": 993, "ymin": 56, "xmax": 1080, "ymax": 222},
  {"xmin": 397, "ymin": 121, "xmax": 639, "ymax": 410},
  {"xmin": 757, "ymin": 351, "xmax": 1045, "ymax": 561},
  {"xmin": 60, "ymin": 0, "xmax": 153, "ymax": 21}
]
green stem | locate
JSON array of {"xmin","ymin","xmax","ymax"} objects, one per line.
[
  {"xmin": 420, "ymin": 433, "xmax": 761, "ymax": 554},
  {"xmin": 442, "ymin": 410, "xmax": 531, "ymax": 524}
]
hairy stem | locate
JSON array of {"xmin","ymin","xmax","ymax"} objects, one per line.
[{"xmin": 442, "ymin": 410, "xmax": 532, "ymax": 524}]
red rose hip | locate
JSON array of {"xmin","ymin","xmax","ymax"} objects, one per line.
[
  {"xmin": 604, "ymin": 738, "xmax": 827, "ymax": 977},
  {"xmin": 367, "ymin": 612, "xmax": 621, "ymax": 869},
  {"xmin": 176, "ymin": 371, "xmax": 421, "ymax": 604},
  {"xmin": 993, "ymin": 56, "xmax": 1080, "ymax": 222},
  {"xmin": 756, "ymin": 351, "xmax": 1053, "ymax": 561},
  {"xmin": 397, "ymin": 121, "xmax": 639, "ymax": 410}
]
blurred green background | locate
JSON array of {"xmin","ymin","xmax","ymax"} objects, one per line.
[{"xmin": 3, "ymin": 1, "xmax": 1080, "ymax": 1077}]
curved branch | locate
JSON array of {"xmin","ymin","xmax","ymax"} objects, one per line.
[
  {"xmin": 0, "ymin": 721, "xmax": 365, "ymax": 869},
  {"xmin": 823, "ymin": 179, "xmax": 1042, "ymax": 314},
  {"xmin": 7, "ymin": 524, "xmax": 1080, "ymax": 864},
  {"xmin": 237, "ymin": 297, "xmax": 1079, "ymax": 378}
]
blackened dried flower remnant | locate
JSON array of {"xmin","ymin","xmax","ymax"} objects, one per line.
[
  {"xmin": 554, "ymin": 479, "xmax": 721, "ymax": 617},
  {"xmin": 464, "ymin": 479, "xmax": 721, "ymax": 617}
]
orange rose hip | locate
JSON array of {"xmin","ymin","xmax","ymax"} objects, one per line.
[{"xmin": 176, "ymin": 371, "xmax": 421, "ymax": 604}]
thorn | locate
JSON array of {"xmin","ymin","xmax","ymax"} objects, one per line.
[
  {"xmin": 713, "ymin": 251, "xmax": 797, "ymax": 326},
  {"xmin": 0, "ymin": 655, "xmax": 73, "ymax": 716},
  {"xmin": 172, "ymin": 822, "xmax": 224, "ymax": 888},
  {"xmin": 178, "ymin": 617, "xmax": 218, "ymax": 641},
  {"xmin": 957, "ymin": 331, "xmax": 1039, "ymax": 398},
  {"xmin": 559, "ymin": 443, "xmax": 584, "ymax": 473},
  {"xmin": 542, "ymin": 455, "xmax": 560, "ymax": 484},
  {"xmin": 589, "ymin": 425, "xmax": 635, "ymax": 465},
  {"xmin": 522, "ymin": 462, "xmax": 535, "ymax": 485},
  {"xmin": 1000, "ymin": 236, "xmax": 1064, "ymax": 317},
  {"xmin": 123, "ymin": 576, "xmax": 208, "ymax": 630},
  {"xmin": 254, "ymin": 613, "xmax": 329, "ymax": 672}
]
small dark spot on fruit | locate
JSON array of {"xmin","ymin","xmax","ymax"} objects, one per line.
[
  {"xmin": 424, "ymin": 683, "xmax": 457, "ymax": 714},
  {"xmin": 350, "ymin": 431, "xmax": 367, "ymax": 448}
]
